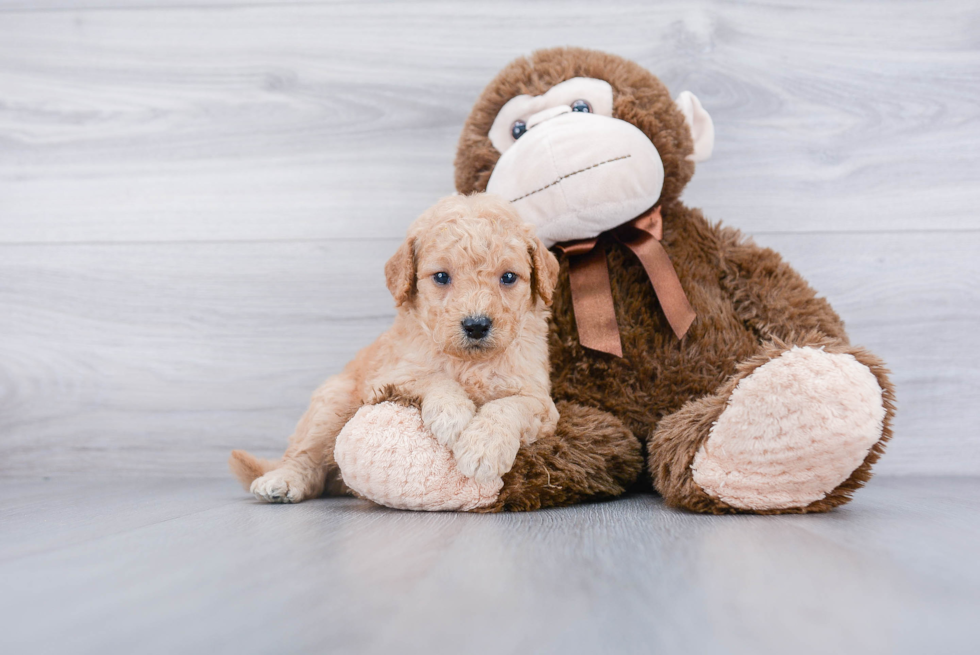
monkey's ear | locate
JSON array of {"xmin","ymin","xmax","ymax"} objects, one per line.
[
  {"xmin": 528, "ymin": 232, "xmax": 560, "ymax": 306},
  {"xmin": 385, "ymin": 237, "xmax": 416, "ymax": 306},
  {"xmin": 674, "ymin": 91, "xmax": 714, "ymax": 163}
]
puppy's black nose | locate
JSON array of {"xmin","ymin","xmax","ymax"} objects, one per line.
[{"xmin": 461, "ymin": 316, "xmax": 492, "ymax": 340}]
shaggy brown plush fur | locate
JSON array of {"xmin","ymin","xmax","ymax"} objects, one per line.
[{"xmin": 453, "ymin": 47, "xmax": 896, "ymax": 513}]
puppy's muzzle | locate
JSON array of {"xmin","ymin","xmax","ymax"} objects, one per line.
[{"xmin": 461, "ymin": 315, "xmax": 492, "ymax": 341}]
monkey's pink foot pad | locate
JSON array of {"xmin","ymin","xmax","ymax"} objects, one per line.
[
  {"xmin": 691, "ymin": 346, "xmax": 886, "ymax": 511},
  {"xmin": 334, "ymin": 402, "xmax": 502, "ymax": 511}
]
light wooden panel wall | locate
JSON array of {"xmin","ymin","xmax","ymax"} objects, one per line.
[{"xmin": 1, "ymin": 0, "xmax": 978, "ymax": 477}]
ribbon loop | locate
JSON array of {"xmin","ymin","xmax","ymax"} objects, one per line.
[{"xmin": 555, "ymin": 205, "xmax": 696, "ymax": 358}]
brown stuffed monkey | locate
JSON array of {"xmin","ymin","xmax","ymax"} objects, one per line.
[{"xmin": 278, "ymin": 47, "xmax": 896, "ymax": 514}]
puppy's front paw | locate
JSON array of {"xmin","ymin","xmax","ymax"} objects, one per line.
[
  {"xmin": 452, "ymin": 416, "xmax": 521, "ymax": 484},
  {"xmin": 422, "ymin": 396, "xmax": 476, "ymax": 449},
  {"xmin": 250, "ymin": 468, "xmax": 308, "ymax": 504}
]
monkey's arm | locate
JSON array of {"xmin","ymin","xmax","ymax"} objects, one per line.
[{"xmin": 717, "ymin": 226, "xmax": 849, "ymax": 344}]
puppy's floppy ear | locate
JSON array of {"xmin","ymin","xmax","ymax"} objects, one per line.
[
  {"xmin": 527, "ymin": 231, "xmax": 560, "ymax": 306},
  {"xmin": 385, "ymin": 237, "xmax": 416, "ymax": 306}
]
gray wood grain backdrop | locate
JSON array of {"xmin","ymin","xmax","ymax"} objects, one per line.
[{"xmin": 1, "ymin": 0, "xmax": 978, "ymax": 478}]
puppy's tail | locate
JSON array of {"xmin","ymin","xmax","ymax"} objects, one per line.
[{"xmin": 228, "ymin": 450, "xmax": 280, "ymax": 490}]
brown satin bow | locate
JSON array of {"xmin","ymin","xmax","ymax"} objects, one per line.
[{"xmin": 554, "ymin": 205, "xmax": 696, "ymax": 358}]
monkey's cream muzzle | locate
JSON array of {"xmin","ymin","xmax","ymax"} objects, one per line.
[
  {"xmin": 487, "ymin": 111, "xmax": 665, "ymax": 248},
  {"xmin": 485, "ymin": 77, "xmax": 713, "ymax": 249}
]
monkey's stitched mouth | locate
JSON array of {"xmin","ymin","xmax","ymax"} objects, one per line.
[{"xmin": 508, "ymin": 154, "xmax": 632, "ymax": 203}]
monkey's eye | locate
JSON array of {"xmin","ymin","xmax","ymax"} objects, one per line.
[
  {"xmin": 500, "ymin": 272, "xmax": 518, "ymax": 286},
  {"xmin": 433, "ymin": 272, "xmax": 451, "ymax": 285},
  {"xmin": 511, "ymin": 120, "xmax": 527, "ymax": 140},
  {"xmin": 571, "ymin": 99, "xmax": 592, "ymax": 113}
]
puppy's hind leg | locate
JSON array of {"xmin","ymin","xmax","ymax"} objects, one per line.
[{"xmin": 249, "ymin": 374, "xmax": 357, "ymax": 504}]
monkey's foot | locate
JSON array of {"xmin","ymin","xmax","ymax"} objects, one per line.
[
  {"xmin": 690, "ymin": 346, "xmax": 886, "ymax": 511},
  {"xmin": 335, "ymin": 402, "xmax": 503, "ymax": 512}
]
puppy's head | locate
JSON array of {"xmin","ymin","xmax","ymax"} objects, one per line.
[{"xmin": 385, "ymin": 193, "xmax": 559, "ymax": 360}]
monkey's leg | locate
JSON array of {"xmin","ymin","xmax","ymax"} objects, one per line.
[
  {"xmin": 649, "ymin": 337, "xmax": 895, "ymax": 514},
  {"xmin": 476, "ymin": 402, "xmax": 643, "ymax": 512},
  {"xmin": 334, "ymin": 396, "xmax": 642, "ymax": 512}
]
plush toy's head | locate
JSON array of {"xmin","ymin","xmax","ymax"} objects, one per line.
[{"xmin": 454, "ymin": 47, "xmax": 713, "ymax": 247}]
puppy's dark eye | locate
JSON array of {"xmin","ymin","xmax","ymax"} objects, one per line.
[
  {"xmin": 500, "ymin": 272, "xmax": 518, "ymax": 285},
  {"xmin": 571, "ymin": 99, "xmax": 592, "ymax": 113},
  {"xmin": 511, "ymin": 120, "xmax": 527, "ymax": 140},
  {"xmin": 433, "ymin": 272, "xmax": 451, "ymax": 285}
]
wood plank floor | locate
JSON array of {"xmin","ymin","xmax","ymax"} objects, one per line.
[{"xmin": 1, "ymin": 476, "xmax": 978, "ymax": 655}]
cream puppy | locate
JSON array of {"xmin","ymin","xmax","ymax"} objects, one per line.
[{"xmin": 230, "ymin": 193, "xmax": 561, "ymax": 503}]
